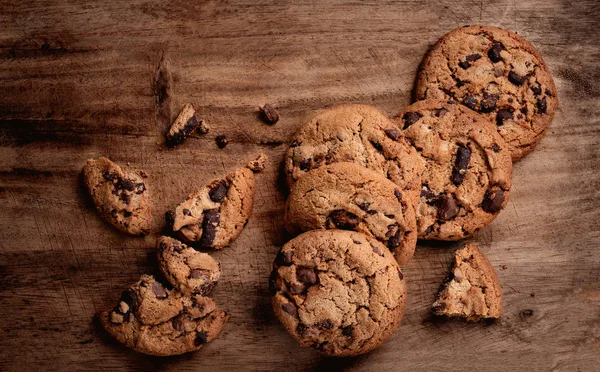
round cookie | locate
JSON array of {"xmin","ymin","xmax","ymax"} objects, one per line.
[
  {"xmin": 284, "ymin": 162, "xmax": 417, "ymax": 265},
  {"xmin": 270, "ymin": 230, "xmax": 406, "ymax": 357},
  {"xmin": 167, "ymin": 166, "xmax": 255, "ymax": 249},
  {"xmin": 395, "ymin": 99, "xmax": 512, "ymax": 240},
  {"xmin": 414, "ymin": 25, "xmax": 558, "ymax": 161},
  {"xmin": 284, "ymin": 104, "xmax": 422, "ymax": 205},
  {"xmin": 157, "ymin": 236, "xmax": 221, "ymax": 295}
]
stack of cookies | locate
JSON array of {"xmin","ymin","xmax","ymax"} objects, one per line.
[{"xmin": 270, "ymin": 25, "xmax": 557, "ymax": 356}]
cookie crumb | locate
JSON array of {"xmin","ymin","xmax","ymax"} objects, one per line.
[
  {"xmin": 215, "ymin": 135, "xmax": 228, "ymax": 149},
  {"xmin": 140, "ymin": 170, "xmax": 149, "ymax": 178},
  {"xmin": 530, "ymin": 291, "xmax": 535, "ymax": 297},
  {"xmin": 500, "ymin": 264, "xmax": 508, "ymax": 270},
  {"xmin": 260, "ymin": 104, "xmax": 279, "ymax": 124},
  {"xmin": 166, "ymin": 103, "xmax": 200, "ymax": 148},
  {"xmin": 246, "ymin": 153, "xmax": 269, "ymax": 172},
  {"xmin": 197, "ymin": 119, "xmax": 210, "ymax": 134}
]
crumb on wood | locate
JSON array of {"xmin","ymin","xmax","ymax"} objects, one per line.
[
  {"xmin": 530, "ymin": 291, "xmax": 535, "ymax": 297},
  {"xmin": 500, "ymin": 265, "xmax": 508, "ymax": 270},
  {"xmin": 139, "ymin": 170, "xmax": 149, "ymax": 178},
  {"xmin": 246, "ymin": 153, "xmax": 269, "ymax": 172}
]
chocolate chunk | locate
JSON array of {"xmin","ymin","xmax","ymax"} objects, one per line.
[
  {"xmin": 394, "ymin": 189, "xmax": 403, "ymax": 202},
  {"xmin": 531, "ymin": 82, "xmax": 542, "ymax": 96},
  {"xmin": 371, "ymin": 243, "xmax": 384, "ymax": 256},
  {"xmin": 260, "ymin": 104, "xmax": 280, "ymax": 124},
  {"xmin": 152, "ymin": 281, "xmax": 168, "ymax": 299},
  {"xmin": 437, "ymin": 194, "xmax": 458, "ymax": 220},
  {"xmin": 420, "ymin": 186, "xmax": 436, "ymax": 202},
  {"xmin": 281, "ymin": 302, "xmax": 297, "ymax": 317},
  {"xmin": 520, "ymin": 106, "xmax": 528, "ymax": 114},
  {"xmin": 435, "ymin": 108, "xmax": 449, "ymax": 117},
  {"xmin": 481, "ymin": 188, "xmax": 505, "ymax": 213},
  {"xmin": 463, "ymin": 96, "xmax": 478, "ymax": 110},
  {"xmin": 451, "ymin": 145, "xmax": 471, "ymax": 185},
  {"xmin": 299, "ymin": 158, "xmax": 311, "ymax": 171},
  {"xmin": 458, "ymin": 54, "xmax": 481, "ymax": 69},
  {"xmin": 134, "ymin": 183, "xmax": 146, "ymax": 194},
  {"xmin": 492, "ymin": 144, "xmax": 500, "ymax": 152},
  {"xmin": 209, "ymin": 180, "xmax": 229, "ymax": 202},
  {"xmin": 190, "ymin": 269, "xmax": 210, "ymax": 279},
  {"xmin": 387, "ymin": 229, "xmax": 402, "ymax": 249},
  {"xmin": 480, "ymin": 93, "xmax": 499, "ymax": 113},
  {"xmin": 545, "ymin": 89, "xmax": 552, "ymax": 96},
  {"xmin": 357, "ymin": 202, "xmax": 371, "ymax": 211},
  {"xmin": 290, "ymin": 283, "xmax": 305, "ymax": 294},
  {"xmin": 172, "ymin": 318, "xmax": 185, "ymax": 332},
  {"xmin": 488, "ymin": 42, "xmax": 504, "ymax": 63},
  {"xmin": 194, "ymin": 331, "xmax": 208, "ymax": 346},
  {"xmin": 165, "ymin": 210, "xmax": 176, "ymax": 229},
  {"xmin": 122, "ymin": 210, "xmax": 132, "ymax": 217},
  {"xmin": 496, "ymin": 108, "xmax": 513, "ymax": 125},
  {"xmin": 320, "ymin": 319, "xmax": 333, "ymax": 329},
  {"xmin": 402, "ymin": 112, "xmax": 422, "ymax": 129},
  {"xmin": 215, "ymin": 135, "xmax": 228, "ymax": 149},
  {"xmin": 296, "ymin": 323, "xmax": 308, "ymax": 336},
  {"xmin": 103, "ymin": 172, "xmax": 118, "ymax": 182},
  {"xmin": 342, "ymin": 325, "xmax": 354, "ymax": 337},
  {"xmin": 199, "ymin": 209, "xmax": 220, "ymax": 247},
  {"xmin": 536, "ymin": 97, "xmax": 547, "ymax": 114},
  {"xmin": 296, "ymin": 267, "xmax": 317, "ymax": 286},
  {"xmin": 275, "ymin": 250, "xmax": 293, "ymax": 266},
  {"xmin": 183, "ymin": 208, "xmax": 192, "ymax": 216},
  {"xmin": 366, "ymin": 209, "xmax": 377, "ymax": 215},
  {"xmin": 508, "ymin": 71, "xmax": 526, "ymax": 86},
  {"xmin": 327, "ymin": 210, "xmax": 360, "ymax": 230},
  {"xmin": 116, "ymin": 178, "xmax": 135, "ymax": 191},
  {"xmin": 384, "ymin": 127, "xmax": 402, "ymax": 141}
]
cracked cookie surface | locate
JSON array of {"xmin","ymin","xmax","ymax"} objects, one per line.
[
  {"xmin": 270, "ymin": 230, "xmax": 406, "ymax": 357},
  {"xmin": 285, "ymin": 162, "xmax": 417, "ymax": 265},
  {"xmin": 432, "ymin": 243, "xmax": 502, "ymax": 321},
  {"xmin": 98, "ymin": 274, "xmax": 229, "ymax": 356},
  {"xmin": 414, "ymin": 25, "xmax": 558, "ymax": 161},
  {"xmin": 157, "ymin": 236, "xmax": 221, "ymax": 295},
  {"xmin": 82, "ymin": 157, "xmax": 151, "ymax": 235},
  {"xmin": 395, "ymin": 100, "xmax": 512, "ymax": 240},
  {"xmin": 167, "ymin": 166, "xmax": 255, "ymax": 249},
  {"xmin": 284, "ymin": 104, "xmax": 422, "ymax": 204}
]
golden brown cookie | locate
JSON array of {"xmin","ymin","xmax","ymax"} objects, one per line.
[
  {"xmin": 432, "ymin": 243, "xmax": 502, "ymax": 321},
  {"xmin": 284, "ymin": 104, "xmax": 422, "ymax": 204},
  {"xmin": 82, "ymin": 157, "xmax": 151, "ymax": 235},
  {"xmin": 270, "ymin": 230, "xmax": 406, "ymax": 357},
  {"xmin": 414, "ymin": 25, "xmax": 558, "ymax": 161},
  {"xmin": 284, "ymin": 162, "xmax": 417, "ymax": 265},
  {"xmin": 395, "ymin": 100, "xmax": 512, "ymax": 241}
]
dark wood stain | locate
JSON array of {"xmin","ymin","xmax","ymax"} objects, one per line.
[{"xmin": 0, "ymin": 0, "xmax": 598, "ymax": 371}]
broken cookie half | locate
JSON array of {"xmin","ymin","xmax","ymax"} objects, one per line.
[
  {"xmin": 82, "ymin": 157, "xmax": 151, "ymax": 235},
  {"xmin": 432, "ymin": 243, "xmax": 502, "ymax": 321},
  {"xmin": 98, "ymin": 274, "xmax": 229, "ymax": 356},
  {"xmin": 166, "ymin": 163, "xmax": 256, "ymax": 249}
]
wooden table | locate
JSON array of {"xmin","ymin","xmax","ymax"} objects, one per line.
[{"xmin": 1, "ymin": 1, "xmax": 598, "ymax": 370}]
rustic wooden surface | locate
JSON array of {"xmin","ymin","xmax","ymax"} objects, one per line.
[{"xmin": 0, "ymin": 0, "xmax": 599, "ymax": 371}]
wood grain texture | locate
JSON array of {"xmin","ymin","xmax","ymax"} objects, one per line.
[{"xmin": 0, "ymin": 0, "xmax": 599, "ymax": 371}]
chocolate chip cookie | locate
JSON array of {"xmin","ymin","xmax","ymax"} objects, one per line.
[
  {"xmin": 414, "ymin": 25, "xmax": 558, "ymax": 161},
  {"xmin": 432, "ymin": 243, "xmax": 502, "ymax": 321},
  {"xmin": 157, "ymin": 236, "xmax": 221, "ymax": 295},
  {"xmin": 167, "ymin": 166, "xmax": 255, "ymax": 249},
  {"xmin": 395, "ymin": 100, "xmax": 512, "ymax": 240},
  {"xmin": 270, "ymin": 230, "xmax": 406, "ymax": 357},
  {"xmin": 284, "ymin": 162, "xmax": 417, "ymax": 265},
  {"xmin": 98, "ymin": 274, "xmax": 229, "ymax": 356},
  {"xmin": 284, "ymin": 104, "xmax": 422, "ymax": 204},
  {"xmin": 82, "ymin": 157, "xmax": 151, "ymax": 235}
]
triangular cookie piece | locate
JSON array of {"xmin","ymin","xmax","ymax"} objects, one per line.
[{"xmin": 432, "ymin": 243, "xmax": 502, "ymax": 321}]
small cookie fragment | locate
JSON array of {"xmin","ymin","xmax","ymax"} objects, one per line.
[
  {"xmin": 260, "ymin": 104, "xmax": 280, "ymax": 124},
  {"xmin": 197, "ymin": 120, "xmax": 210, "ymax": 135},
  {"xmin": 168, "ymin": 166, "xmax": 255, "ymax": 249},
  {"xmin": 414, "ymin": 25, "xmax": 558, "ymax": 161},
  {"xmin": 98, "ymin": 274, "xmax": 229, "ymax": 356},
  {"xmin": 432, "ymin": 243, "xmax": 502, "ymax": 321},
  {"xmin": 166, "ymin": 103, "xmax": 201, "ymax": 148},
  {"xmin": 271, "ymin": 230, "xmax": 406, "ymax": 357},
  {"xmin": 215, "ymin": 135, "xmax": 228, "ymax": 149},
  {"xmin": 246, "ymin": 153, "xmax": 269, "ymax": 173},
  {"xmin": 285, "ymin": 162, "xmax": 418, "ymax": 265},
  {"xmin": 82, "ymin": 157, "xmax": 151, "ymax": 235},
  {"xmin": 396, "ymin": 100, "xmax": 512, "ymax": 240},
  {"xmin": 157, "ymin": 236, "xmax": 221, "ymax": 295}
]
